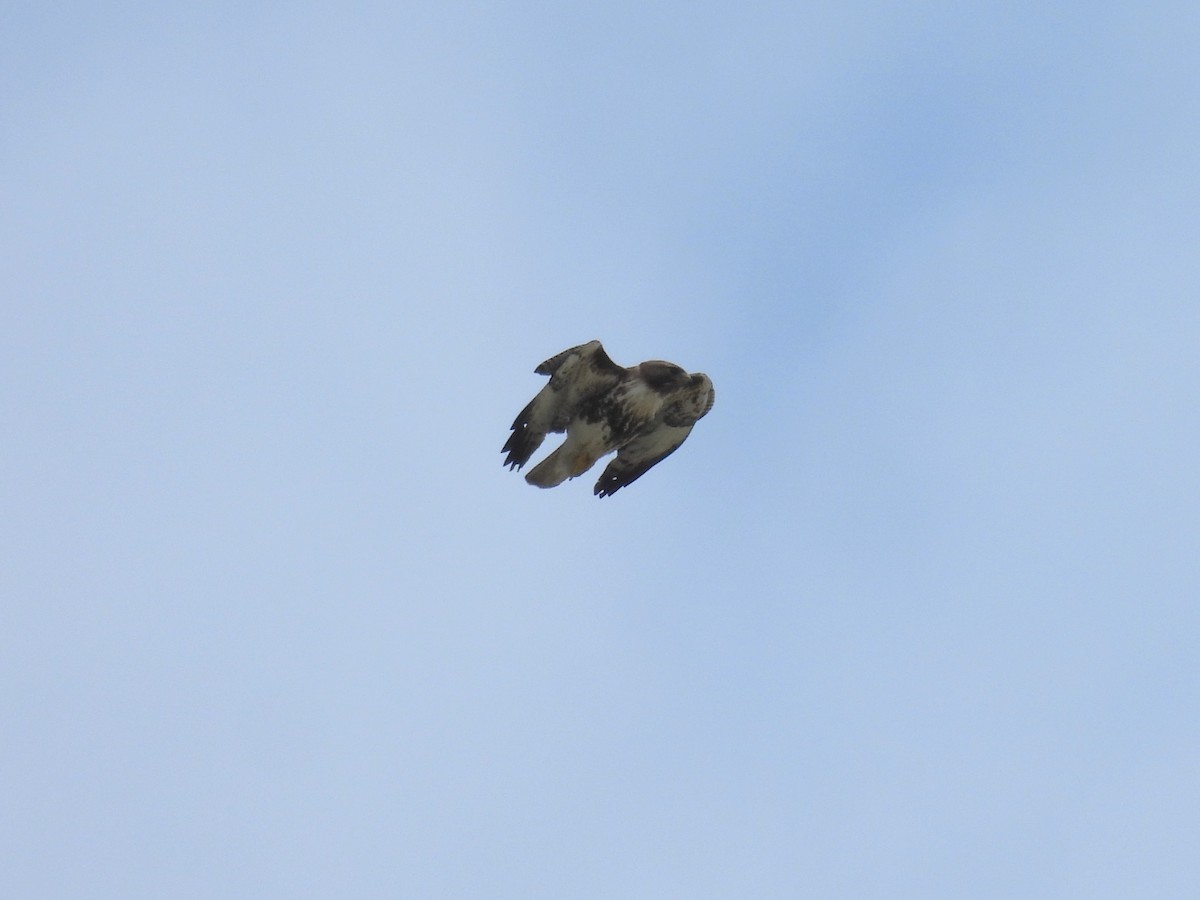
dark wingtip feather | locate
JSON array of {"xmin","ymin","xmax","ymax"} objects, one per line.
[
  {"xmin": 592, "ymin": 473, "xmax": 623, "ymax": 498},
  {"xmin": 502, "ymin": 425, "xmax": 538, "ymax": 470},
  {"xmin": 501, "ymin": 398, "xmax": 542, "ymax": 469}
]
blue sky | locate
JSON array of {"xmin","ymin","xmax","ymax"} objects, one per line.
[{"xmin": 3, "ymin": 2, "xmax": 1198, "ymax": 897}]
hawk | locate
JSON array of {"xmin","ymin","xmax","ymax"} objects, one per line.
[{"xmin": 502, "ymin": 340, "xmax": 715, "ymax": 497}]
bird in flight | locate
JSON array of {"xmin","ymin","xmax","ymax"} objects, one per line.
[{"xmin": 502, "ymin": 340, "xmax": 714, "ymax": 497}]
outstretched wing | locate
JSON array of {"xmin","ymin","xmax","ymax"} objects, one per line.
[
  {"xmin": 534, "ymin": 339, "xmax": 623, "ymax": 379},
  {"xmin": 502, "ymin": 341, "xmax": 625, "ymax": 470},
  {"xmin": 592, "ymin": 423, "xmax": 694, "ymax": 497}
]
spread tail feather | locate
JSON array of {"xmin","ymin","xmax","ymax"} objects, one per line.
[
  {"xmin": 524, "ymin": 445, "xmax": 600, "ymax": 488},
  {"xmin": 524, "ymin": 447, "xmax": 571, "ymax": 488}
]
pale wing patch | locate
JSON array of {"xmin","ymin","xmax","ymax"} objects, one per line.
[{"xmin": 616, "ymin": 379, "xmax": 668, "ymax": 421}]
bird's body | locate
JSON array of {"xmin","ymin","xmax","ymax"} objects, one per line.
[{"xmin": 502, "ymin": 341, "xmax": 714, "ymax": 497}]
